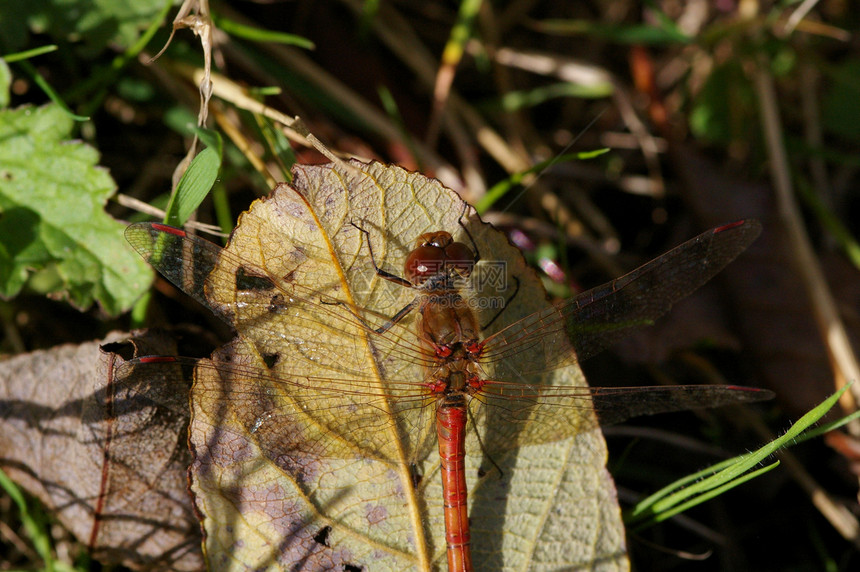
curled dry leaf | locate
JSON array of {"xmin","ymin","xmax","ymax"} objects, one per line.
[
  {"xmin": 0, "ymin": 330, "xmax": 202, "ymax": 570},
  {"xmin": 183, "ymin": 160, "xmax": 626, "ymax": 570}
]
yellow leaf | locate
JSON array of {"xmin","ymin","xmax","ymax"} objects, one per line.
[{"xmin": 186, "ymin": 160, "xmax": 627, "ymax": 570}]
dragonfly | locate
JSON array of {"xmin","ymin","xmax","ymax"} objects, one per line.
[{"xmin": 123, "ymin": 196, "xmax": 768, "ymax": 571}]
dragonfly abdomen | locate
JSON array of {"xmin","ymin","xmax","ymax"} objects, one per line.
[{"xmin": 436, "ymin": 393, "xmax": 471, "ymax": 572}]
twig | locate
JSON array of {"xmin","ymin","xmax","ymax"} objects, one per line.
[{"xmin": 753, "ymin": 54, "xmax": 860, "ymax": 422}]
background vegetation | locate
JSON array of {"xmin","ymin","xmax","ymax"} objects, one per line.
[{"xmin": 1, "ymin": 1, "xmax": 859, "ymax": 570}]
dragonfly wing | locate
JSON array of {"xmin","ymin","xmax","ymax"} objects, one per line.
[
  {"xmin": 480, "ymin": 220, "xmax": 762, "ymax": 373},
  {"xmin": 114, "ymin": 344, "xmax": 440, "ymax": 465},
  {"xmin": 125, "ymin": 223, "xmax": 432, "ymax": 366},
  {"xmin": 125, "ymin": 223, "xmax": 443, "ymax": 462},
  {"xmin": 125, "ymin": 223, "xmax": 230, "ymax": 321},
  {"xmin": 472, "ymin": 382, "xmax": 773, "ymax": 453},
  {"xmin": 586, "ymin": 384, "xmax": 774, "ymax": 425},
  {"xmin": 125, "ymin": 222, "xmax": 348, "ymax": 332}
]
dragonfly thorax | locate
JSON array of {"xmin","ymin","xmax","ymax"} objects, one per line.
[
  {"xmin": 419, "ymin": 293, "xmax": 480, "ymax": 350},
  {"xmin": 427, "ymin": 363, "xmax": 480, "ymax": 396}
]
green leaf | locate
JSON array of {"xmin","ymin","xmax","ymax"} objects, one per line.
[
  {"xmin": 0, "ymin": 104, "xmax": 152, "ymax": 315},
  {"xmin": 0, "ymin": 0, "xmax": 167, "ymax": 54},
  {"xmin": 193, "ymin": 126, "xmax": 223, "ymax": 158},
  {"xmin": 163, "ymin": 130, "xmax": 223, "ymax": 226}
]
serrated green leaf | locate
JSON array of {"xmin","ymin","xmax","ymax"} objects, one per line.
[{"xmin": 0, "ymin": 103, "xmax": 152, "ymax": 315}]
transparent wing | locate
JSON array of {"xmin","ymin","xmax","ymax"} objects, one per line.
[
  {"xmin": 479, "ymin": 220, "xmax": 762, "ymax": 374},
  {"xmin": 124, "ymin": 223, "xmax": 435, "ymax": 370},
  {"xmin": 473, "ymin": 380, "xmax": 772, "ymax": 454},
  {"xmin": 122, "ymin": 220, "xmax": 768, "ymax": 463},
  {"xmin": 124, "ymin": 223, "xmax": 441, "ymax": 462},
  {"xmin": 113, "ymin": 349, "xmax": 439, "ymax": 465}
]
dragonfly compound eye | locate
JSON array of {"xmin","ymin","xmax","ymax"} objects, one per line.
[
  {"xmin": 405, "ymin": 245, "xmax": 447, "ymax": 284},
  {"xmin": 416, "ymin": 231, "xmax": 453, "ymax": 249},
  {"xmin": 443, "ymin": 242, "xmax": 475, "ymax": 278}
]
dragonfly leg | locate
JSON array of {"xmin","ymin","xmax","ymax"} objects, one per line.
[
  {"xmin": 373, "ymin": 298, "xmax": 420, "ymax": 334},
  {"xmin": 455, "ymin": 203, "xmax": 518, "ymax": 330},
  {"xmin": 318, "ymin": 297, "xmax": 379, "ymax": 330},
  {"xmin": 466, "ymin": 399, "xmax": 504, "ymax": 478},
  {"xmin": 456, "ymin": 203, "xmax": 481, "ymax": 266},
  {"xmin": 350, "ymin": 222, "xmax": 413, "ymax": 288},
  {"xmin": 319, "ymin": 296, "xmax": 419, "ymax": 334},
  {"xmin": 479, "ymin": 275, "xmax": 520, "ymax": 330}
]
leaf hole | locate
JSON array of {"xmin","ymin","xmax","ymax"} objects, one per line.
[
  {"xmin": 262, "ymin": 352, "xmax": 279, "ymax": 369},
  {"xmin": 235, "ymin": 266, "xmax": 275, "ymax": 291},
  {"xmin": 410, "ymin": 463, "xmax": 423, "ymax": 487},
  {"xmin": 268, "ymin": 293, "xmax": 288, "ymax": 313},
  {"xmin": 312, "ymin": 525, "xmax": 332, "ymax": 547}
]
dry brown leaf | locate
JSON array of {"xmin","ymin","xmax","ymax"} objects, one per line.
[{"xmin": 0, "ymin": 330, "xmax": 202, "ymax": 570}]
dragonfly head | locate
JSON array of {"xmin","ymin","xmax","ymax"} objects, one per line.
[{"xmin": 405, "ymin": 231, "xmax": 476, "ymax": 286}]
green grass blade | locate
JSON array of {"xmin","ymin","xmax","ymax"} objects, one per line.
[
  {"xmin": 626, "ymin": 383, "xmax": 850, "ymax": 528},
  {"xmin": 639, "ymin": 462, "xmax": 780, "ymax": 526},
  {"xmin": 491, "ymin": 81, "xmax": 614, "ymax": 112},
  {"xmin": 213, "ymin": 13, "xmax": 315, "ymax": 49},
  {"xmin": 163, "ymin": 130, "xmax": 223, "ymax": 226},
  {"xmin": 378, "ymin": 85, "xmax": 422, "ymax": 170},
  {"xmin": 476, "ymin": 149, "xmax": 608, "ymax": 213},
  {"xmin": 1, "ymin": 45, "xmax": 58, "ymax": 63},
  {"xmin": 440, "ymin": 0, "xmax": 482, "ymax": 67},
  {"xmin": 14, "ymin": 60, "xmax": 88, "ymax": 121},
  {"xmin": 796, "ymin": 178, "xmax": 860, "ymax": 270},
  {"xmin": 0, "ymin": 468, "xmax": 55, "ymax": 570}
]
